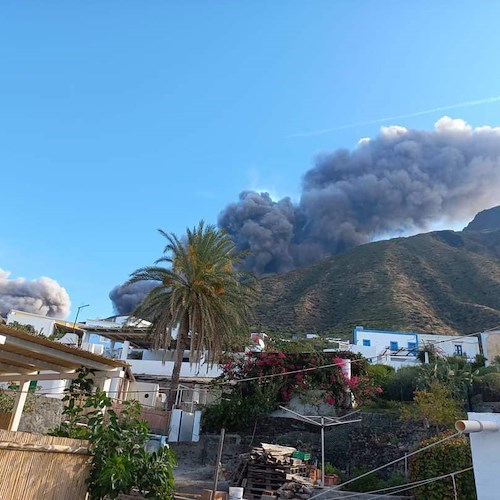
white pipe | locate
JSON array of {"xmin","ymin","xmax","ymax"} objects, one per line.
[{"xmin": 455, "ymin": 419, "xmax": 499, "ymax": 433}]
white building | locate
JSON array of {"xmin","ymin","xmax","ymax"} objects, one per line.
[
  {"xmin": 478, "ymin": 328, "xmax": 500, "ymax": 366},
  {"xmin": 6, "ymin": 309, "xmax": 85, "ymax": 338},
  {"xmin": 351, "ymin": 326, "xmax": 480, "ymax": 369},
  {"xmin": 80, "ymin": 316, "xmax": 224, "ymax": 410}
]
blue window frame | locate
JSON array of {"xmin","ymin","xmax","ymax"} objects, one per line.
[
  {"xmin": 363, "ymin": 339, "xmax": 371, "ymax": 347},
  {"xmin": 408, "ymin": 341, "xmax": 417, "ymax": 356},
  {"xmin": 454, "ymin": 345, "xmax": 463, "ymax": 356},
  {"xmin": 390, "ymin": 341, "xmax": 399, "ymax": 351}
]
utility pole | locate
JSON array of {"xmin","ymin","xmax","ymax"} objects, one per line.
[{"xmin": 73, "ymin": 304, "xmax": 89, "ymax": 346}]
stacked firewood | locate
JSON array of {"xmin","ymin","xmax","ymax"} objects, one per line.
[
  {"xmin": 277, "ymin": 480, "xmax": 314, "ymax": 499},
  {"xmin": 232, "ymin": 444, "xmax": 311, "ymax": 500}
]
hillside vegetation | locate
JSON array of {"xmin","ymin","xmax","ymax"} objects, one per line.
[{"xmin": 253, "ymin": 225, "xmax": 500, "ymax": 338}]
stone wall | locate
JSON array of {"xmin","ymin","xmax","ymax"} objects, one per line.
[
  {"xmin": 199, "ymin": 413, "xmax": 441, "ymax": 478},
  {"xmin": 18, "ymin": 395, "xmax": 64, "ymax": 434}
]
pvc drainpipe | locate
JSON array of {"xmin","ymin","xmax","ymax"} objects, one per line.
[{"xmin": 455, "ymin": 420, "xmax": 500, "ymax": 433}]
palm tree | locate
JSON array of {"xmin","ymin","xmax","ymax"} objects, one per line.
[{"xmin": 127, "ymin": 221, "xmax": 257, "ymax": 418}]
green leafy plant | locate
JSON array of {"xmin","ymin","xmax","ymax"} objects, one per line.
[
  {"xmin": 400, "ymin": 381, "xmax": 464, "ymax": 429},
  {"xmin": 365, "ymin": 364, "xmax": 395, "ymax": 396},
  {"xmin": 50, "ymin": 369, "xmax": 176, "ymax": 499},
  {"xmin": 0, "ymin": 387, "xmax": 37, "ymax": 414},
  {"xmin": 384, "ymin": 366, "xmax": 421, "ymax": 401},
  {"xmin": 409, "ymin": 432, "xmax": 476, "ymax": 500},
  {"xmin": 344, "ymin": 468, "xmax": 405, "ymax": 493},
  {"xmin": 472, "ymin": 372, "xmax": 500, "ymax": 402},
  {"xmin": 324, "ymin": 462, "xmax": 338, "ymax": 476}
]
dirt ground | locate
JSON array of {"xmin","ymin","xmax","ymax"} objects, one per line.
[{"xmin": 174, "ymin": 463, "xmax": 229, "ymax": 494}]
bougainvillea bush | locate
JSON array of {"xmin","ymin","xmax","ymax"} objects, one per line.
[{"xmin": 202, "ymin": 350, "xmax": 381, "ymax": 432}]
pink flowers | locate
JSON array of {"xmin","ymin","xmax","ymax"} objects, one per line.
[
  {"xmin": 348, "ymin": 376, "xmax": 360, "ymax": 390},
  {"xmin": 217, "ymin": 350, "xmax": 380, "ymax": 410}
]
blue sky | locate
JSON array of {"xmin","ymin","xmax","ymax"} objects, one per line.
[{"xmin": 2, "ymin": 1, "xmax": 500, "ymax": 319}]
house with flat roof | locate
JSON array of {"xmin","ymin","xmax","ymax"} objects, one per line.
[{"xmin": 352, "ymin": 326, "xmax": 481, "ymax": 369}]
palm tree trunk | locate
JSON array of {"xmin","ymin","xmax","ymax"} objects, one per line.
[{"xmin": 165, "ymin": 321, "xmax": 189, "ymax": 434}]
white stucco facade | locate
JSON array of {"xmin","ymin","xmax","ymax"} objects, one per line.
[
  {"xmin": 6, "ymin": 309, "xmax": 56, "ymax": 337},
  {"xmin": 352, "ymin": 326, "xmax": 419, "ymax": 369},
  {"xmin": 352, "ymin": 326, "xmax": 480, "ymax": 369},
  {"xmin": 419, "ymin": 333, "xmax": 480, "ymax": 361},
  {"xmin": 478, "ymin": 329, "xmax": 500, "ymax": 366}
]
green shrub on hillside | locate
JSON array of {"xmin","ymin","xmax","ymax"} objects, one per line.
[
  {"xmin": 344, "ymin": 469, "xmax": 406, "ymax": 493},
  {"xmin": 365, "ymin": 364, "xmax": 395, "ymax": 396},
  {"xmin": 472, "ymin": 372, "xmax": 500, "ymax": 402},
  {"xmin": 409, "ymin": 432, "xmax": 476, "ymax": 500},
  {"xmin": 400, "ymin": 382, "xmax": 464, "ymax": 429},
  {"xmin": 385, "ymin": 366, "xmax": 421, "ymax": 401}
]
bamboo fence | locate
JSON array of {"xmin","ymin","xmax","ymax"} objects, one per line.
[{"xmin": 0, "ymin": 430, "xmax": 91, "ymax": 500}]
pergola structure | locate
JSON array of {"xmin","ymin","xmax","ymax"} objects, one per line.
[
  {"xmin": 0, "ymin": 324, "xmax": 134, "ymax": 431},
  {"xmin": 83, "ymin": 326, "xmax": 152, "ymax": 349}
]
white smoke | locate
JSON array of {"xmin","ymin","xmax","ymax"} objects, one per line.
[{"xmin": 0, "ymin": 268, "xmax": 71, "ymax": 318}]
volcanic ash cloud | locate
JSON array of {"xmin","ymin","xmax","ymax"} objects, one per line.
[
  {"xmin": 0, "ymin": 267, "xmax": 71, "ymax": 318},
  {"xmin": 218, "ymin": 116, "xmax": 500, "ymax": 274}
]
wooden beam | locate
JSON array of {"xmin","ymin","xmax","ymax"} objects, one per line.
[
  {"xmin": 0, "ymin": 361, "xmax": 37, "ymax": 375},
  {"xmin": 21, "ymin": 368, "xmax": 123, "ymax": 382},
  {"xmin": 0, "ymin": 350, "xmax": 69, "ymax": 372},
  {"xmin": 4, "ymin": 336, "xmax": 119, "ymax": 371},
  {"xmin": 0, "ymin": 368, "xmax": 124, "ymax": 383},
  {"xmin": 9, "ymin": 380, "xmax": 31, "ymax": 431},
  {"xmin": 1, "ymin": 343, "xmax": 76, "ymax": 369},
  {"xmin": 0, "ymin": 356, "xmax": 36, "ymax": 371}
]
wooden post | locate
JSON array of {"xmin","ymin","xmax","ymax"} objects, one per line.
[
  {"xmin": 321, "ymin": 417, "xmax": 325, "ymax": 486},
  {"xmin": 9, "ymin": 380, "xmax": 31, "ymax": 431},
  {"xmin": 213, "ymin": 428, "xmax": 226, "ymax": 498},
  {"xmin": 101, "ymin": 377, "xmax": 112, "ymax": 396}
]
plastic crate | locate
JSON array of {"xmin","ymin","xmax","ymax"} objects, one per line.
[{"xmin": 292, "ymin": 450, "xmax": 311, "ymax": 461}]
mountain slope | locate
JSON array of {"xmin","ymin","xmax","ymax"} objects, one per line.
[{"xmin": 253, "ymin": 228, "xmax": 500, "ymax": 337}]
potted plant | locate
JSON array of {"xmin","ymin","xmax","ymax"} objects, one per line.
[{"xmin": 323, "ymin": 462, "xmax": 339, "ymax": 487}]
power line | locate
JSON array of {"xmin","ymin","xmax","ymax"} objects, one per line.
[
  {"xmin": 308, "ymin": 432, "xmax": 462, "ymax": 499},
  {"xmin": 1, "ymin": 324, "xmax": 494, "ymax": 393},
  {"xmin": 369, "ymin": 467, "xmax": 473, "ymax": 499},
  {"xmin": 334, "ymin": 466, "xmax": 473, "ymax": 499}
]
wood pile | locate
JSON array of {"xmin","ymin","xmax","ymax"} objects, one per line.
[
  {"xmin": 276, "ymin": 480, "xmax": 314, "ymax": 499},
  {"xmin": 232, "ymin": 444, "xmax": 310, "ymax": 500}
]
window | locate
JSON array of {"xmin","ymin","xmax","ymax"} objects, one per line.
[
  {"xmin": 390, "ymin": 341, "xmax": 399, "ymax": 351},
  {"xmin": 407, "ymin": 342, "xmax": 416, "ymax": 351},
  {"xmin": 454, "ymin": 345, "xmax": 463, "ymax": 356},
  {"xmin": 363, "ymin": 339, "xmax": 371, "ymax": 347}
]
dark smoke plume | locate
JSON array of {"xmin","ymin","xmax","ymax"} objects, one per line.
[
  {"xmin": 110, "ymin": 116, "xmax": 500, "ymax": 311},
  {"xmin": 109, "ymin": 281, "xmax": 157, "ymax": 315},
  {"xmin": 0, "ymin": 268, "xmax": 71, "ymax": 318},
  {"xmin": 219, "ymin": 117, "xmax": 500, "ymax": 273}
]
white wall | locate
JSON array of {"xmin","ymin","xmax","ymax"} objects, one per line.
[
  {"xmin": 466, "ymin": 412, "xmax": 500, "ymax": 500},
  {"xmin": 6, "ymin": 310, "xmax": 55, "ymax": 337},
  {"xmin": 479, "ymin": 331, "xmax": 500, "ymax": 366},
  {"xmin": 127, "ymin": 358, "xmax": 222, "ymax": 379},
  {"xmin": 419, "ymin": 334, "xmax": 480, "ymax": 360},
  {"xmin": 127, "ymin": 381, "xmax": 160, "ymax": 407},
  {"xmin": 354, "ymin": 328, "xmax": 418, "ymax": 355}
]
